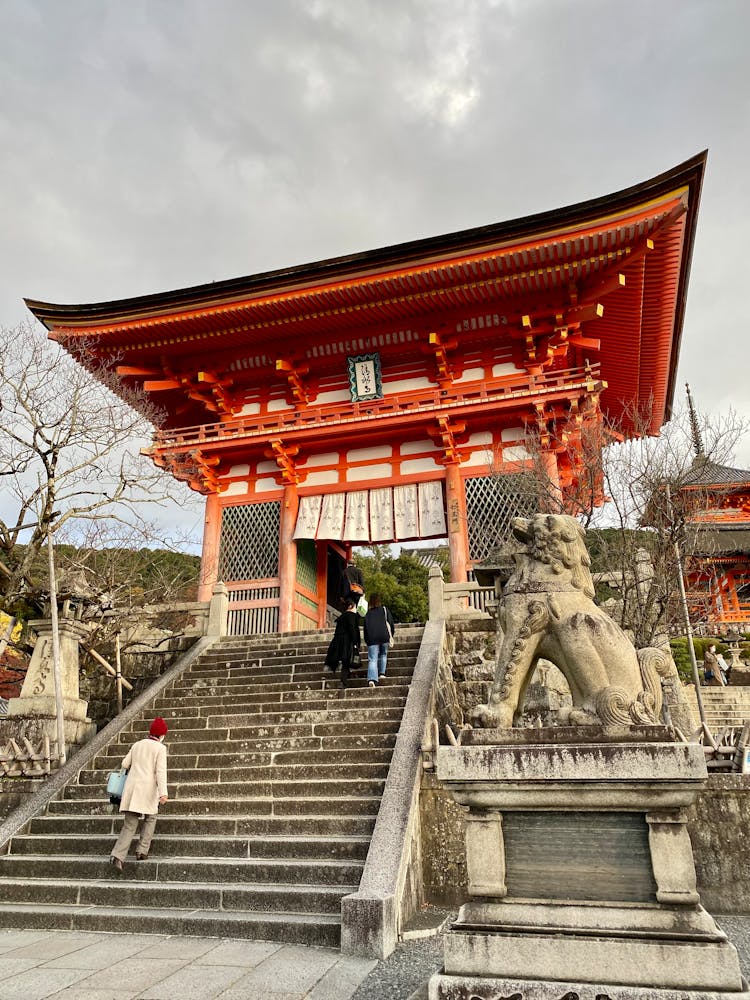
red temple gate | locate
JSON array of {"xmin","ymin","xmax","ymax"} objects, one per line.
[{"xmin": 26, "ymin": 153, "xmax": 706, "ymax": 633}]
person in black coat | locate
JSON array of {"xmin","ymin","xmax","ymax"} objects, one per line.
[
  {"xmin": 325, "ymin": 601, "xmax": 361, "ymax": 687},
  {"xmin": 341, "ymin": 559, "xmax": 365, "ymax": 606},
  {"xmin": 363, "ymin": 594, "xmax": 395, "ymax": 688}
]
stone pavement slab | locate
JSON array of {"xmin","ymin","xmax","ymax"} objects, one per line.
[
  {"xmin": 139, "ymin": 962, "xmax": 246, "ymax": 1000},
  {"xmin": 0, "ymin": 929, "xmax": 376, "ymax": 1000}
]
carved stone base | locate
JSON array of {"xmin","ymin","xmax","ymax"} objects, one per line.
[
  {"xmin": 4, "ymin": 618, "xmax": 97, "ymax": 750},
  {"xmin": 429, "ymin": 972, "xmax": 750, "ymax": 999},
  {"xmin": 432, "ymin": 732, "xmax": 747, "ymax": 998},
  {"xmin": 1, "ymin": 711, "xmax": 96, "ymax": 749}
]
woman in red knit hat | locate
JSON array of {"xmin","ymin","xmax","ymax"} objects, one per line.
[{"xmin": 109, "ymin": 717, "xmax": 169, "ymax": 871}]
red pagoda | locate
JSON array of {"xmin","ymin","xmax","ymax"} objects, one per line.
[
  {"xmin": 681, "ymin": 386, "xmax": 750, "ymax": 630},
  {"xmin": 25, "ymin": 153, "xmax": 706, "ymax": 634}
]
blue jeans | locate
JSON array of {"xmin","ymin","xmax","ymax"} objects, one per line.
[{"xmin": 367, "ymin": 643, "xmax": 389, "ymax": 682}]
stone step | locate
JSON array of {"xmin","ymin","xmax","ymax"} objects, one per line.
[
  {"xmin": 110, "ymin": 719, "xmax": 401, "ymax": 746},
  {"xmin": 92, "ymin": 745, "xmax": 394, "ymax": 771},
  {"xmin": 108, "ymin": 732, "xmax": 397, "ymax": 756},
  {"xmin": 153, "ymin": 690, "xmax": 408, "ymax": 713},
  {"xmin": 64, "ymin": 777, "xmax": 386, "ymax": 801},
  {"xmin": 48, "ymin": 794, "xmax": 383, "ymax": 817},
  {"xmin": 168, "ymin": 671, "xmax": 411, "ymax": 706},
  {"xmin": 10, "ymin": 833, "xmax": 370, "ymax": 861},
  {"xmin": 194, "ymin": 649, "xmax": 420, "ymax": 668},
  {"xmin": 127, "ymin": 705, "xmax": 404, "ymax": 730},
  {"xmin": 0, "ymin": 853, "xmax": 363, "ymax": 886},
  {"xmin": 0, "ymin": 903, "xmax": 342, "ymax": 947},
  {"xmin": 78, "ymin": 761, "xmax": 391, "ymax": 787},
  {"xmin": 0, "ymin": 623, "xmax": 423, "ymax": 944},
  {"xmin": 0, "ymin": 877, "xmax": 353, "ymax": 915},
  {"xmin": 175, "ymin": 667, "xmax": 414, "ymax": 688},
  {"xmin": 29, "ymin": 813, "xmax": 376, "ymax": 838}
]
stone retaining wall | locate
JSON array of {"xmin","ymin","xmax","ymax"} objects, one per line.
[{"xmin": 79, "ymin": 635, "xmax": 197, "ymax": 730}]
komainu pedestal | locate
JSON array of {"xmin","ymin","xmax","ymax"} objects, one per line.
[
  {"xmin": 6, "ymin": 619, "xmax": 96, "ymax": 748},
  {"xmin": 430, "ymin": 728, "xmax": 749, "ymax": 999}
]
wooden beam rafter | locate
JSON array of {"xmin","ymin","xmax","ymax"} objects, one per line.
[{"xmin": 266, "ymin": 439, "xmax": 302, "ymax": 485}]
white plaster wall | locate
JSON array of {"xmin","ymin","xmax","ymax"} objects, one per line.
[
  {"xmin": 316, "ymin": 388, "xmax": 351, "ymax": 404},
  {"xmin": 492, "ymin": 362, "xmax": 524, "ymax": 377},
  {"xmin": 455, "ymin": 367, "xmax": 485, "ymax": 383},
  {"xmin": 347, "ymin": 444, "xmax": 393, "ymax": 463},
  {"xmin": 236, "ymin": 402, "xmax": 260, "ymax": 416},
  {"xmin": 305, "ymin": 470, "xmax": 340, "ymax": 486},
  {"xmin": 503, "ymin": 445, "xmax": 532, "ymax": 461},
  {"xmin": 383, "ymin": 376, "xmax": 434, "ymax": 394},
  {"xmin": 400, "ymin": 439, "xmax": 439, "ymax": 455},
  {"xmin": 401, "ymin": 457, "xmax": 442, "ymax": 475},
  {"xmin": 501, "ymin": 426, "xmax": 525, "ymax": 442},
  {"xmin": 466, "ymin": 431, "xmax": 493, "ymax": 446},
  {"xmin": 256, "ymin": 477, "xmax": 281, "ymax": 492},
  {"xmin": 268, "ymin": 397, "xmax": 294, "ymax": 411},
  {"xmin": 257, "ymin": 460, "xmax": 279, "ymax": 474},
  {"xmin": 300, "ymin": 452, "xmax": 339, "ymax": 468},
  {"xmin": 227, "ymin": 463, "xmax": 250, "ymax": 477},
  {"xmin": 460, "ymin": 451, "xmax": 492, "ymax": 469},
  {"xmin": 223, "ymin": 481, "xmax": 250, "ymax": 496},
  {"xmin": 347, "ymin": 464, "xmax": 392, "ymax": 482}
]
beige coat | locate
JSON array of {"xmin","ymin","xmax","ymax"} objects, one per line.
[{"xmin": 120, "ymin": 736, "xmax": 168, "ymax": 815}]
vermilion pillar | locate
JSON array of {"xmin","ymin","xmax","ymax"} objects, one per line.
[
  {"xmin": 445, "ymin": 462, "xmax": 470, "ymax": 582},
  {"xmin": 278, "ymin": 484, "xmax": 300, "ymax": 633},
  {"xmin": 541, "ymin": 449, "xmax": 562, "ymax": 510},
  {"xmin": 198, "ymin": 492, "xmax": 221, "ymax": 601}
]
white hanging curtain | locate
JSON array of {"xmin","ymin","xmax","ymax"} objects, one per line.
[
  {"xmin": 293, "ymin": 495, "xmax": 322, "ymax": 539},
  {"xmin": 418, "ymin": 481, "xmax": 447, "ymax": 537},
  {"xmin": 393, "ymin": 484, "xmax": 418, "ymax": 540},
  {"xmin": 317, "ymin": 492, "xmax": 346, "ymax": 540},
  {"xmin": 369, "ymin": 487, "xmax": 394, "ymax": 541},
  {"xmin": 294, "ymin": 481, "xmax": 448, "ymax": 542},
  {"xmin": 343, "ymin": 490, "xmax": 370, "ymax": 541}
]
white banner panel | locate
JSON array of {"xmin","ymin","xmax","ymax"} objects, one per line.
[
  {"xmin": 418, "ymin": 481, "xmax": 447, "ymax": 537},
  {"xmin": 317, "ymin": 492, "xmax": 346, "ymax": 540},
  {"xmin": 293, "ymin": 495, "xmax": 322, "ymax": 539},
  {"xmin": 343, "ymin": 490, "xmax": 370, "ymax": 541},
  {"xmin": 369, "ymin": 487, "xmax": 394, "ymax": 542},
  {"xmin": 393, "ymin": 484, "xmax": 418, "ymax": 540}
]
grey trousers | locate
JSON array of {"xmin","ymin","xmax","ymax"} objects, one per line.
[{"xmin": 111, "ymin": 811, "xmax": 158, "ymax": 861}]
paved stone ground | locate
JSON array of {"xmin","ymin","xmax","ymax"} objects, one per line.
[
  {"xmin": 0, "ymin": 915, "xmax": 747, "ymax": 1000},
  {"xmin": 0, "ymin": 929, "xmax": 376, "ymax": 1000}
]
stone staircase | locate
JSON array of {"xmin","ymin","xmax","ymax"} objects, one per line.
[
  {"xmin": 683, "ymin": 685, "xmax": 750, "ymax": 732},
  {"xmin": 0, "ymin": 626, "xmax": 424, "ymax": 946}
]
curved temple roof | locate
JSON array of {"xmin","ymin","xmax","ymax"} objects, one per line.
[{"xmin": 26, "ymin": 152, "xmax": 706, "ymax": 436}]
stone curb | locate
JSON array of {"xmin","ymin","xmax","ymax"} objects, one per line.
[
  {"xmin": 341, "ymin": 619, "xmax": 445, "ymax": 959},
  {"xmin": 0, "ymin": 634, "xmax": 218, "ymax": 854}
]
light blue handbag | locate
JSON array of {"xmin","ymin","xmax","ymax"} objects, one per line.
[{"xmin": 106, "ymin": 769, "xmax": 127, "ymax": 800}]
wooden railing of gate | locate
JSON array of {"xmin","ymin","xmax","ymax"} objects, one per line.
[{"xmin": 227, "ymin": 580, "xmax": 280, "ymax": 636}]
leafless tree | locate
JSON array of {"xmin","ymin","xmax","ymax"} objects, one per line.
[
  {"xmin": 485, "ymin": 397, "xmax": 748, "ymax": 647},
  {"xmin": 0, "ymin": 321, "xmax": 200, "ymax": 612}
]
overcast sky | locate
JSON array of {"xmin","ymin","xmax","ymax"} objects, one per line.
[{"xmin": 2, "ymin": 0, "xmax": 749, "ymax": 544}]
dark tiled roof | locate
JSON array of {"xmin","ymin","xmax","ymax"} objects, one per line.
[{"xmin": 681, "ymin": 456, "xmax": 750, "ymax": 488}]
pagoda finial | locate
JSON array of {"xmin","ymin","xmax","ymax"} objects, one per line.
[{"xmin": 685, "ymin": 382, "xmax": 704, "ymax": 458}]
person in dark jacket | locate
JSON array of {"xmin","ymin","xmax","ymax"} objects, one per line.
[
  {"xmin": 363, "ymin": 594, "xmax": 395, "ymax": 688},
  {"xmin": 341, "ymin": 559, "xmax": 365, "ymax": 606},
  {"xmin": 325, "ymin": 600, "xmax": 361, "ymax": 687}
]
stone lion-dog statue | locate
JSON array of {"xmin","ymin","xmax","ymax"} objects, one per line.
[{"xmin": 472, "ymin": 513, "xmax": 669, "ymax": 729}]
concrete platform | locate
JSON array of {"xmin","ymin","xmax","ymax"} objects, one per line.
[{"xmin": 0, "ymin": 928, "xmax": 377, "ymax": 999}]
